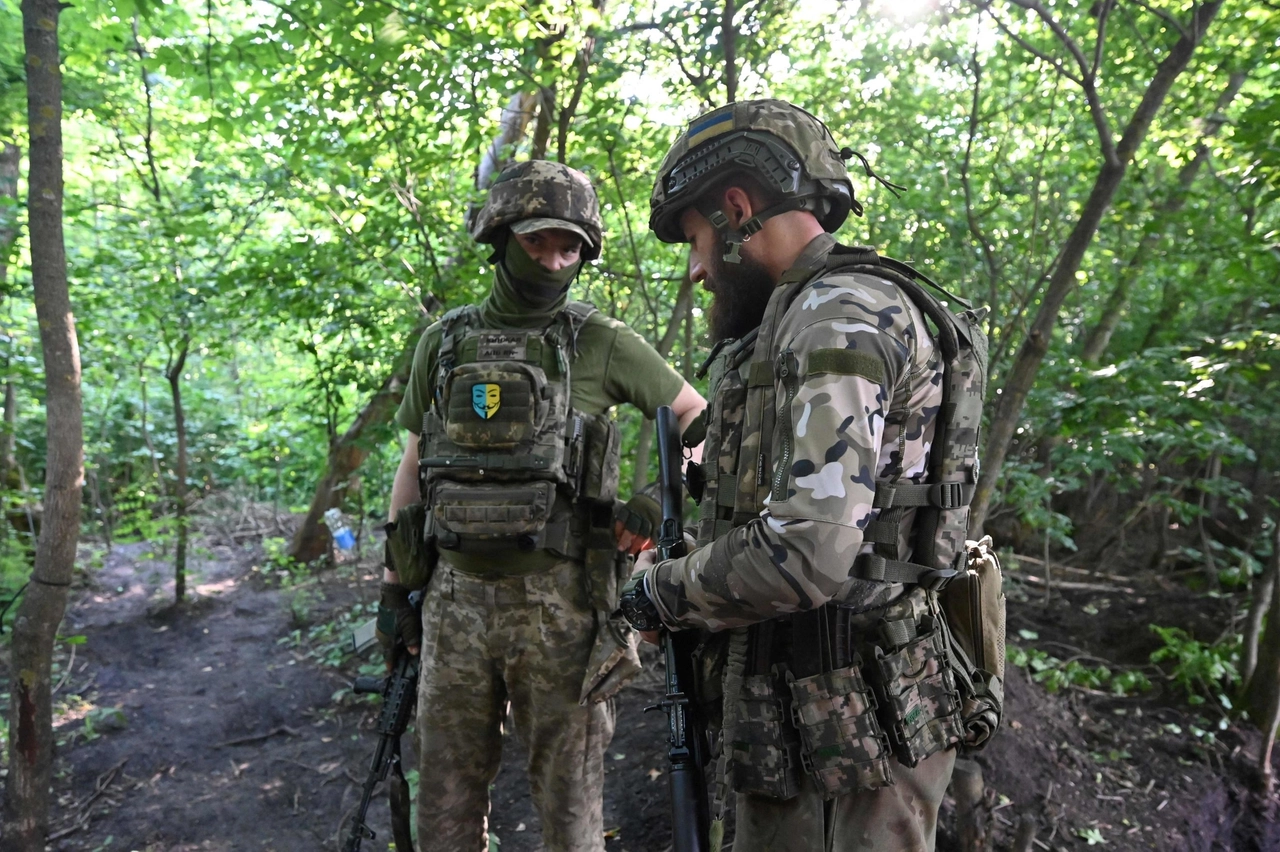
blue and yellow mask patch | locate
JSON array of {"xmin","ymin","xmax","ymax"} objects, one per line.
[{"xmin": 472, "ymin": 383, "xmax": 501, "ymax": 419}]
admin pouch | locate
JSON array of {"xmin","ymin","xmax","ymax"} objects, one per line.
[{"xmin": 418, "ymin": 303, "xmax": 622, "ymax": 557}]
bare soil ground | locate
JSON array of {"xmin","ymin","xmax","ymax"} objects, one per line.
[{"xmin": 3, "ymin": 516, "xmax": 1278, "ymax": 851}]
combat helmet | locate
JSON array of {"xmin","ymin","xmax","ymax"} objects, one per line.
[
  {"xmin": 649, "ymin": 99, "xmax": 859, "ymax": 262},
  {"xmin": 470, "ymin": 160, "xmax": 604, "ymax": 260}
]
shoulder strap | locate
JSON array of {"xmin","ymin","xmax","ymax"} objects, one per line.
[
  {"xmin": 548, "ymin": 300, "xmax": 596, "ymax": 363},
  {"xmin": 433, "ymin": 305, "xmax": 480, "ymax": 410}
]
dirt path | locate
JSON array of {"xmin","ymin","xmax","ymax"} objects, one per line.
[
  {"xmin": 15, "ymin": 530, "xmax": 1280, "ymax": 851},
  {"xmin": 36, "ymin": 536, "xmax": 676, "ymax": 852}
]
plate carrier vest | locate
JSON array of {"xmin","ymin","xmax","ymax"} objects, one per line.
[
  {"xmin": 692, "ymin": 244, "xmax": 1004, "ymax": 808},
  {"xmin": 417, "ymin": 301, "xmax": 622, "ymax": 562}
]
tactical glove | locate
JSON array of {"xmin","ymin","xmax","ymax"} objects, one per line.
[
  {"xmin": 614, "ymin": 493, "xmax": 662, "ymax": 552},
  {"xmin": 376, "ymin": 581, "xmax": 422, "ymax": 667}
]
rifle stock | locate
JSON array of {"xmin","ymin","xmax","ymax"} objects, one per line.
[{"xmin": 654, "ymin": 405, "xmax": 710, "ymax": 852}]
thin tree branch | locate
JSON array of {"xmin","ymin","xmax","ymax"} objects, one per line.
[
  {"xmin": 1006, "ymin": 0, "xmax": 1118, "ymax": 163},
  {"xmin": 1125, "ymin": 0, "xmax": 1190, "ymax": 38},
  {"xmin": 976, "ymin": 2, "xmax": 1081, "ymax": 85}
]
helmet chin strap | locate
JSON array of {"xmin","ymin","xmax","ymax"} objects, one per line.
[{"xmin": 694, "ymin": 195, "xmax": 825, "ymax": 264}]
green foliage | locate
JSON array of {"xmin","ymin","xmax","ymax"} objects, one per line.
[
  {"xmin": 278, "ymin": 599, "xmax": 377, "ymax": 670},
  {"xmin": 1149, "ymin": 625, "xmax": 1239, "ymax": 710},
  {"xmin": 253, "ymin": 537, "xmax": 309, "ymax": 586},
  {"xmin": 1007, "ymin": 633, "xmax": 1153, "ymax": 696}
]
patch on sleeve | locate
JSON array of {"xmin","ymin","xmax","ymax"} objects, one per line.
[{"xmin": 805, "ymin": 348, "xmax": 885, "ymax": 383}]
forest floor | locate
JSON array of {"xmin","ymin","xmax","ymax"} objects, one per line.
[{"xmin": 6, "ymin": 503, "xmax": 1280, "ymax": 851}]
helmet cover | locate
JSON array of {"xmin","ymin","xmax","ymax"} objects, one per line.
[
  {"xmin": 649, "ymin": 99, "xmax": 856, "ymax": 243},
  {"xmin": 471, "ymin": 160, "xmax": 604, "ymax": 260}
]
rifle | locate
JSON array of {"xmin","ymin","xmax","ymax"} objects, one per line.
[
  {"xmin": 344, "ymin": 594, "xmax": 421, "ymax": 852},
  {"xmin": 651, "ymin": 404, "xmax": 711, "ymax": 852}
]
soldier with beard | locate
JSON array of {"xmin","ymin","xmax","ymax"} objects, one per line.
[
  {"xmin": 379, "ymin": 160, "xmax": 705, "ymax": 852},
  {"xmin": 620, "ymin": 100, "xmax": 984, "ymax": 851}
]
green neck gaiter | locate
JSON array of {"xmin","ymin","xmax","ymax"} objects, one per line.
[{"xmin": 479, "ymin": 237, "xmax": 581, "ymax": 328}]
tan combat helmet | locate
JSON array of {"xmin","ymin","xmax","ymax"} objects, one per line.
[
  {"xmin": 470, "ymin": 160, "xmax": 604, "ymax": 260},
  {"xmin": 649, "ymin": 99, "xmax": 859, "ymax": 262}
]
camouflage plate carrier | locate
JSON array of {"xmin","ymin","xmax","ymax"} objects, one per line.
[
  {"xmin": 418, "ymin": 302, "xmax": 621, "ymax": 567},
  {"xmin": 694, "ymin": 247, "xmax": 999, "ymax": 804}
]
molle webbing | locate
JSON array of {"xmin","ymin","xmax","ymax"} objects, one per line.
[{"xmin": 814, "ymin": 248, "xmax": 987, "ymax": 590}]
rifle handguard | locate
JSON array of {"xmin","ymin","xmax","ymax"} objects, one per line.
[{"xmin": 618, "ymin": 573, "xmax": 664, "ymax": 632}]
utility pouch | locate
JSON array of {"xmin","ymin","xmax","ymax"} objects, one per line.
[
  {"xmin": 786, "ymin": 664, "xmax": 895, "ymax": 796},
  {"xmin": 430, "ymin": 480, "xmax": 556, "ymax": 546},
  {"xmin": 941, "ymin": 535, "xmax": 1006, "ymax": 749},
  {"xmin": 443, "ymin": 362, "xmax": 547, "ymax": 450},
  {"xmin": 577, "ymin": 412, "xmax": 621, "ymax": 504},
  {"xmin": 385, "ymin": 501, "xmax": 436, "ymax": 591},
  {"xmin": 730, "ymin": 670, "xmax": 803, "ymax": 801},
  {"xmin": 870, "ymin": 619, "xmax": 964, "ymax": 767}
]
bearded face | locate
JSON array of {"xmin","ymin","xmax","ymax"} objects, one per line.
[{"xmin": 705, "ymin": 250, "xmax": 777, "ymax": 342}]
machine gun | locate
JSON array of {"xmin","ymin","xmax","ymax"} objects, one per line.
[
  {"xmin": 651, "ymin": 404, "xmax": 711, "ymax": 852},
  {"xmin": 344, "ymin": 595, "xmax": 421, "ymax": 852}
]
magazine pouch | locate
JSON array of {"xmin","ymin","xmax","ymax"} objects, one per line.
[{"xmin": 787, "ymin": 664, "xmax": 895, "ymax": 797}]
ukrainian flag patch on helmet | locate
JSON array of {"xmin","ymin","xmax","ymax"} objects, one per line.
[
  {"xmin": 686, "ymin": 109, "xmax": 736, "ymax": 148},
  {"xmin": 472, "ymin": 383, "xmax": 501, "ymax": 419}
]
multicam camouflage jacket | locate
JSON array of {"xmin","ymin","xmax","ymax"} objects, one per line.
[{"xmin": 647, "ymin": 234, "xmax": 945, "ymax": 631}]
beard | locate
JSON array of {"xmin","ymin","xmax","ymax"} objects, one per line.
[{"xmin": 706, "ymin": 250, "xmax": 776, "ymax": 342}]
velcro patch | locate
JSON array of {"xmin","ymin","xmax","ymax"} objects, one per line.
[
  {"xmin": 806, "ymin": 349, "xmax": 885, "ymax": 383},
  {"xmin": 477, "ymin": 332, "xmax": 528, "ymax": 361}
]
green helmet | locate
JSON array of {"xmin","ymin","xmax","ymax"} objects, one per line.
[
  {"xmin": 649, "ymin": 100, "xmax": 859, "ymax": 257},
  {"xmin": 470, "ymin": 160, "xmax": 604, "ymax": 260}
]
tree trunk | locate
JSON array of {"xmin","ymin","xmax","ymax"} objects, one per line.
[
  {"xmin": 288, "ymin": 350, "xmax": 414, "ymax": 564},
  {"xmin": 1242, "ymin": 534, "xmax": 1277, "ymax": 690},
  {"xmin": 969, "ymin": 0, "xmax": 1225, "ymax": 535},
  {"xmin": 4, "ymin": 0, "xmax": 84, "ymax": 848},
  {"xmin": 166, "ymin": 337, "xmax": 190, "ymax": 602},
  {"xmin": 555, "ymin": 0, "xmax": 607, "ymax": 165},
  {"xmin": 631, "ymin": 271, "xmax": 693, "ymax": 491},
  {"xmin": 1078, "ymin": 72, "xmax": 1246, "ymax": 364},
  {"xmin": 722, "ymin": 0, "xmax": 737, "ymax": 103},
  {"xmin": 476, "ymin": 92, "xmax": 536, "ymax": 189},
  {"xmin": 0, "ymin": 142, "xmax": 19, "ymax": 493},
  {"xmin": 0, "ymin": 141, "xmax": 18, "ymax": 284},
  {"xmin": 1245, "ymin": 524, "xmax": 1280, "ymax": 722},
  {"xmin": 530, "ymin": 82, "xmax": 556, "ymax": 161}
]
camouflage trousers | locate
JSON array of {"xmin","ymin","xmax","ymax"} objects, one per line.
[
  {"xmin": 733, "ymin": 747, "xmax": 956, "ymax": 852},
  {"xmin": 414, "ymin": 557, "xmax": 615, "ymax": 852}
]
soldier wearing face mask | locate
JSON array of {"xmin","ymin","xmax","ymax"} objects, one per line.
[{"xmin": 377, "ymin": 160, "xmax": 705, "ymax": 852}]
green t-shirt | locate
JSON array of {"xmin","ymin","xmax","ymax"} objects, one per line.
[{"xmin": 395, "ymin": 305, "xmax": 686, "ymax": 576}]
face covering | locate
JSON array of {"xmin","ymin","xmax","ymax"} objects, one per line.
[{"xmin": 480, "ymin": 234, "xmax": 582, "ymax": 328}]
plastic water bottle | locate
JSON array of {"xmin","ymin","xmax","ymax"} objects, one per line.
[{"xmin": 324, "ymin": 507, "xmax": 356, "ymax": 551}]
